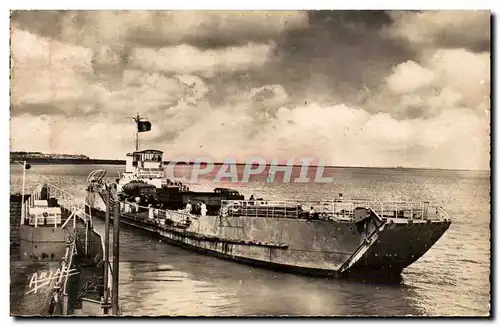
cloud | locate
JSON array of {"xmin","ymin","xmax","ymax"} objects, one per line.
[
  {"xmin": 385, "ymin": 60, "xmax": 436, "ymax": 94},
  {"xmin": 369, "ymin": 47, "xmax": 490, "ymax": 120},
  {"xmin": 129, "ymin": 43, "xmax": 275, "ymax": 77},
  {"xmin": 248, "ymin": 84, "xmax": 289, "ymax": 120},
  {"xmin": 9, "ymin": 11, "xmax": 491, "ymax": 170},
  {"xmin": 125, "ymin": 11, "xmax": 309, "ymax": 48},
  {"xmin": 13, "ymin": 11, "xmax": 307, "ymax": 49},
  {"xmin": 10, "ymin": 114, "xmax": 137, "ymax": 158},
  {"xmin": 11, "ymin": 11, "xmax": 304, "ymax": 87},
  {"xmin": 10, "ymin": 97, "xmax": 490, "ymax": 170},
  {"xmin": 383, "ymin": 10, "xmax": 490, "ymax": 52},
  {"xmin": 10, "ymin": 26, "xmax": 98, "ymax": 114},
  {"xmin": 159, "ymin": 101, "xmax": 489, "ymax": 170},
  {"xmin": 105, "ymin": 71, "xmax": 210, "ymax": 113},
  {"xmin": 425, "ymin": 49, "xmax": 490, "ymax": 110}
]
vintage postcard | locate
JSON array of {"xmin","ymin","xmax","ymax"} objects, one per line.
[{"xmin": 9, "ymin": 10, "xmax": 491, "ymax": 317}]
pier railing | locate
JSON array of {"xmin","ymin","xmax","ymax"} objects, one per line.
[{"xmin": 220, "ymin": 199, "xmax": 450, "ymax": 221}]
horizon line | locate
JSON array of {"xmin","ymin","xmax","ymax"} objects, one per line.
[{"xmin": 8, "ymin": 155, "xmax": 490, "ymax": 173}]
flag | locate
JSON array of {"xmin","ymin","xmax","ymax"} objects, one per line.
[{"xmin": 137, "ymin": 120, "xmax": 151, "ymax": 132}]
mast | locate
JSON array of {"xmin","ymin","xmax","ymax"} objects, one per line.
[{"xmin": 135, "ymin": 113, "xmax": 139, "ymax": 152}]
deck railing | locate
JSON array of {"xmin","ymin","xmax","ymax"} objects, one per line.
[
  {"xmin": 220, "ymin": 200, "xmax": 302, "ymax": 219},
  {"xmin": 220, "ymin": 199, "xmax": 450, "ymax": 221},
  {"xmin": 119, "ymin": 200, "xmax": 192, "ymax": 224},
  {"xmin": 21, "ymin": 183, "xmax": 93, "ymax": 229},
  {"xmin": 43, "ymin": 184, "xmax": 92, "ymax": 226}
]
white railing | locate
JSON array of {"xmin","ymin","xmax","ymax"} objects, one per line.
[
  {"xmin": 119, "ymin": 200, "xmax": 192, "ymax": 224},
  {"xmin": 43, "ymin": 184, "xmax": 92, "ymax": 225},
  {"xmin": 220, "ymin": 199, "xmax": 450, "ymax": 221},
  {"xmin": 220, "ymin": 200, "xmax": 302, "ymax": 219}
]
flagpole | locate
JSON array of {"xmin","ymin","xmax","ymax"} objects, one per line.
[
  {"xmin": 127, "ymin": 113, "xmax": 148, "ymax": 152},
  {"xmin": 135, "ymin": 113, "xmax": 139, "ymax": 151},
  {"xmin": 135, "ymin": 128, "xmax": 138, "ymax": 152}
]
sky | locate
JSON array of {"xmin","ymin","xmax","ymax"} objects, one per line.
[{"xmin": 9, "ymin": 10, "xmax": 491, "ymax": 170}]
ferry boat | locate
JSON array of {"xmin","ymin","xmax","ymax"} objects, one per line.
[{"xmin": 84, "ymin": 117, "xmax": 452, "ymax": 280}]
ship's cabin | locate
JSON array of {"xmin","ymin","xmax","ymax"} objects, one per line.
[{"xmin": 125, "ymin": 149, "xmax": 164, "ymax": 187}]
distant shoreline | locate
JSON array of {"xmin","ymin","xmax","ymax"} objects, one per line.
[
  {"xmin": 8, "ymin": 158, "xmax": 489, "ymax": 172},
  {"xmin": 10, "ymin": 158, "xmax": 126, "ymax": 165}
]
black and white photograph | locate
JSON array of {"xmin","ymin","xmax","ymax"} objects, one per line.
[{"xmin": 8, "ymin": 9, "xmax": 491, "ymax": 317}]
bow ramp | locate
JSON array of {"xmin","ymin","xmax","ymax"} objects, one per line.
[
  {"xmin": 336, "ymin": 200, "xmax": 452, "ymax": 277},
  {"xmin": 337, "ymin": 206, "xmax": 386, "ymax": 275}
]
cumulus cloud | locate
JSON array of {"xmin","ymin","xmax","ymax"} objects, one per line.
[
  {"xmin": 368, "ymin": 47, "xmax": 490, "ymax": 120},
  {"xmin": 161, "ymin": 102, "xmax": 489, "ymax": 170},
  {"xmin": 386, "ymin": 60, "xmax": 436, "ymax": 94},
  {"xmin": 425, "ymin": 49, "xmax": 490, "ymax": 111}
]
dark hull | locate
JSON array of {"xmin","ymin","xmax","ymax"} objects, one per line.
[{"xmin": 88, "ymin": 206, "xmax": 342, "ymax": 278}]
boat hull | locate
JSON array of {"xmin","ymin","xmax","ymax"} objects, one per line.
[
  {"xmin": 10, "ymin": 188, "xmax": 111, "ymax": 316},
  {"xmin": 19, "ymin": 225, "xmax": 69, "ymax": 261},
  {"xmin": 86, "ymin": 190, "xmax": 451, "ymax": 279}
]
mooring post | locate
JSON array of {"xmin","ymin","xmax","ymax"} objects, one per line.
[
  {"xmin": 102, "ymin": 187, "xmax": 111, "ymax": 315},
  {"xmin": 112, "ymin": 200, "xmax": 120, "ymax": 315}
]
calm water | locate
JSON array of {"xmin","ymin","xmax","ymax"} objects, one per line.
[{"xmin": 10, "ymin": 164, "xmax": 491, "ymax": 316}]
